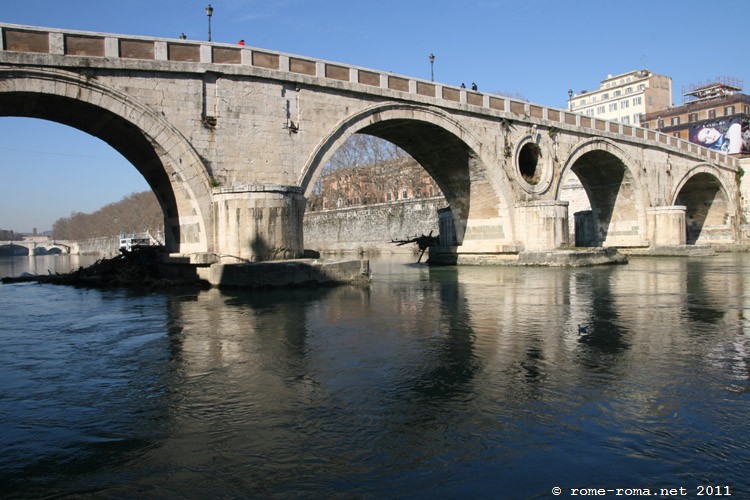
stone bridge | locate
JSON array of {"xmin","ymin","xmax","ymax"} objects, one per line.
[
  {"xmin": 0, "ymin": 23, "xmax": 744, "ymax": 262},
  {"xmin": 0, "ymin": 240, "xmax": 72, "ymax": 255}
]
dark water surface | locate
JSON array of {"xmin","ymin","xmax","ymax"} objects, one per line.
[{"xmin": 1, "ymin": 253, "xmax": 749, "ymax": 498}]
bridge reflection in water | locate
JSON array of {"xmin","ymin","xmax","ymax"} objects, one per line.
[{"xmin": 1, "ymin": 254, "xmax": 749, "ymax": 496}]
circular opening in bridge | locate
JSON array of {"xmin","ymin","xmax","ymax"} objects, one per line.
[{"xmin": 518, "ymin": 143, "xmax": 542, "ymax": 185}]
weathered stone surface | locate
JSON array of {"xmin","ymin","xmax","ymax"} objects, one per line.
[
  {"xmin": 304, "ymin": 197, "xmax": 444, "ymax": 253},
  {"xmin": 207, "ymin": 259, "xmax": 370, "ymax": 288},
  {"xmin": 517, "ymin": 248, "xmax": 628, "ymax": 267}
]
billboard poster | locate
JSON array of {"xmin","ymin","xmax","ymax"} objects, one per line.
[{"xmin": 689, "ymin": 117, "xmax": 750, "ymax": 154}]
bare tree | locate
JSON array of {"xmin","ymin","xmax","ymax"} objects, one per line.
[{"xmin": 52, "ymin": 191, "xmax": 163, "ymax": 240}]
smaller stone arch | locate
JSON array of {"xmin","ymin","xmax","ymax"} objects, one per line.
[
  {"xmin": 558, "ymin": 138, "xmax": 647, "ymax": 247},
  {"xmin": 671, "ymin": 166, "xmax": 736, "ymax": 245},
  {"xmin": 512, "ymin": 131, "xmax": 556, "ymax": 194}
]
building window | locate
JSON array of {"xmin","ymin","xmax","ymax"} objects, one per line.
[
  {"xmin": 626, "ymin": 87, "xmax": 633, "ymax": 94},
  {"xmin": 672, "ymin": 132, "xmax": 681, "ymax": 138},
  {"xmin": 579, "ymin": 99, "xmax": 586, "ymax": 106},
  {"xmin": 725, "ymin": 106, "xmax": 735, "ymax": 116},
  {"xmin": 614, "ymin": 90, "xmax": 621, "ymax": 96},
  {"xmin": 657, "ymin": 119, "xmax": 665, "ymax": 129},
  {"xmin": 634, "ymin": 114, "xmax": 641, "ymax": 124},
  {"xmin": 633, "ymin": 96, "xmax": 642, "ymax": 106},
  {"xmin": 745, "ymin": 105, "xmax": 750, "ymax": 114},
  {"xmin": 401, "ymin": 189, "xmax": 408, "ymax": 199},
  {"xmin": 623, "ymin": 116, "xmax": 630, "ymax": 125},
  {"xmin": 708, "ymin": 109, "xmax": 716, "ymax": 119},
  {"xmin": 609, "ymin": 103, "xmax": 618, "ymax": 111},
  {"xmin": 602, "ymin": 93, "xmax": 609, "ymax": 100},
  {"xmin": 688, "ymin": 112, "xmax": 698, "ymax": 122},
  {"xmin": 621, "ymin": 100, "xmax": 629, "ymax": 109},
  {"xmin": 637, "ymin": 84, "xmax": 645, "ymax": 91},
  {"xmin": 592, "ymin": 96, "xmax": 597, "ymax": 102},
  {"xmin": 597, "ymin": 105, "xmax": 605, "ymax": 114},
  {"xmin": 671, "ymin": 117, "xmax": 680, "ymax": 126}
]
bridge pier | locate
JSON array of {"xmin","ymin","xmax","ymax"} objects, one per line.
[
  {"xmin": 647, "ymin": 206, "xmax": 686, "ymax": 247},
  {"xmin": 515, "ymin": 201, "xmax": 570, "ymax": 251},
  {"xmin": 213, "ymin": 187, "xmax": 305, "ymax": 261}
]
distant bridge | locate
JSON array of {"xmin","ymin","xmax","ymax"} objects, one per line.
[
  {"xmin": 0, "ymin": 22, "xmax": 745, "ymax": 262},
  {"xmin": 0, "ymin": 240, "xmax": 72, "ymax": 255}
]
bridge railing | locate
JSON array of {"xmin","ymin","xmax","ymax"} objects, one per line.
[{"xmin": 0, "ymin": 23, "xmax": 738, "ymax": 170}]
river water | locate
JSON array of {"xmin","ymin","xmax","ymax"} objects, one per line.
[{"xmin": 1, "ymin": 253, "xmax": 749, "ymax": 498}]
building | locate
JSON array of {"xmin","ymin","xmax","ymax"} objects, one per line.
[
  {"xmin": 568, "ymin": 69, "xmax": 672, "ymax": 126},
  {"xmin": 307, "ymin": 157, "xmax": 443, "ymax": 212},
  {"xmin": 640, "ymin": 77, "xmax": 750, "ymax": 157}
]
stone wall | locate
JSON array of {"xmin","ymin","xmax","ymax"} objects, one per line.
[
  {"xmin": 70, "ymin": 236, "xmax": 120, "ymax": 256},
  {"xmin": 303, "ymin": 197, "xmax": 445, "ymax": 254}
]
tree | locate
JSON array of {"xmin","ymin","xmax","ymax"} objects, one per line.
[
  {"xmin": 52, "ymin": 191, "xmax": 163, "ymax": 240},
  {"xmin": 308, "ymin": 134, "xmax": 442, "ymax": 211}
]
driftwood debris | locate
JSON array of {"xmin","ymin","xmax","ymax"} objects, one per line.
[
  {"xmin": 1, "ymin": 246, "xmax": 196, "ymax": 289},
  {"xmin": 390, "ymin": 231, "xmax": 439, "ymax": 263}
]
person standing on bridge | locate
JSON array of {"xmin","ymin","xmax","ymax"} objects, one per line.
[{"xmin": 471, "ymin": 82, "xmax": 478, "ymax": 91}]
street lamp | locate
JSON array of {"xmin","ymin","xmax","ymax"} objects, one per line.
[
  {"xmin": 568, "ymin": 88, "xmax": 573, "ymax": 111},
  {"xmin": 429, "ymin": 53, "xmax": 435, "ymax": 82},
  {"xmin": 206, "ymin": 4, "xmax": 213, "ymax": 42}
]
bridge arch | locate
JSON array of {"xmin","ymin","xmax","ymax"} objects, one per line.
[
  {"xmin": 0, "ymin": 67, "xmax": 212, "ymax": 254},
  {"xmin": 672, "ymin": 166, "xmax": 736, "ymax": 244},
  {"xmin": 300, "ymin": 102, "xmax": 515, "ymax": 245},
  {"xmin": 558, "ymin": 138, "xmax": 647, "ymax": 247}
]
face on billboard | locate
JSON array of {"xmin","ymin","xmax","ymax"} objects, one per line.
[
  {"xmin": 696, "ymin": 127, "xmax": 722, "ymax": 145},
  {"xmin": 689, "ymin": 118, "xmax": 748, "ymax": 154}
]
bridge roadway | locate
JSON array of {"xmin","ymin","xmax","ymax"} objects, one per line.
[{"xmin": 0, "ymin": 23, "xmax": 746, "ymax": 263}]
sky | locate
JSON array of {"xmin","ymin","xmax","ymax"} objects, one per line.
[{"xmin": 1, "ymin": 0, "xmax": 749, "ymax": 233}]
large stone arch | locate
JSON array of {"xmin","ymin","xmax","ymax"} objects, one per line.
[
  {"xmin": 299, "ymin": 102, "xmax": 514, "ymax": 246},
  {"xmin": 671, "ymin": 166, "xmax": 736, "ymax": 244},
  {"xmin": 557, "ymin": 138, "xmax": 647, "ymax": 247},
  {"xmin": 0, "ymin": 67, "xmax": 212, "ymax": 254}
]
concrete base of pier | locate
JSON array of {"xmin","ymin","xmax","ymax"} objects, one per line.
[
  {"xmin": 619, "ymin": 245, "xmax": 716, "ymax": 257},
  {"xmin": 198, "ymin": 258, "xmax": 371, "ymax": 289},
  {"xmin": 427, "ymin": 246, "xmax": 627, "ymax": 266}
]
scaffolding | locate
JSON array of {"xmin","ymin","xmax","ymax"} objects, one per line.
[{"xmin": 683, "ymin": 76, "xmax": 743, "ymax": 104}]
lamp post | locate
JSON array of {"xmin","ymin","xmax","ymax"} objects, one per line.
[
  {"xmin": 206, "ymin": 4, "xmax": 213, "ymax": 42},
  {"xmin": 568, "ymin": 88, "xmax": 573, "ymax": 111},
  {"xmin": 429, "ymin": 53, "xmax": 435, "ymax": 82}
]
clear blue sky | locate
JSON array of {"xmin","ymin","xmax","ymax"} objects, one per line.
[{"xmin": 1, "ymin": 0, "xmax": 749, "ymax": 233}]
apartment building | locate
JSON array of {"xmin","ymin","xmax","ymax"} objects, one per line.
[
  {"xmin": 568, "ymin": 69, "xmax": 672, "ymax": 126},
  {"xmin": 641, "ymin": 77, "xmax": 749, "ymax": 156}
]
